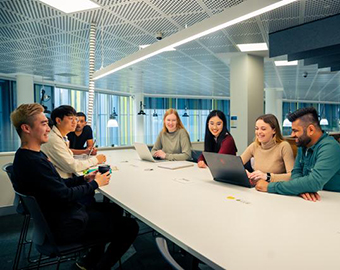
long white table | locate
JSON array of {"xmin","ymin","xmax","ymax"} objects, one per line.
[{"xmin": 98, "ymin": 149, "xmax": 340, "ymax": 270}]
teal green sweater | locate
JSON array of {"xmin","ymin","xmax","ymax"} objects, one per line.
[{"xmin": 268, "ymin": 133, "xmax": 340, "ymax": 195}]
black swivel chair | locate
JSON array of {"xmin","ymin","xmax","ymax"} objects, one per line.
[
  {"xmin": 15, "ymin": 191, "xmax": 108, "ymax": 269},
  {"xmin": 2, "ymin": 163, "xmax": 32, "ymax": 270}
]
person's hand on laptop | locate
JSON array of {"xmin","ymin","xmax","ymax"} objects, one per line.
[
  {"xmin": 153, "ymin": 150, "xmax": 166, "ymax": 159},
  {"xmin": 248, "ymin": 170, "xmax": 266, "ymax": 181},
  {"xmin": 197, "ymin": 160, "xmax": 207, "ymax": 168},
  {"xmin": 255, "ymin": 180, "xmax": 269, "ymax": 192},
  {"xmin": 300, "ymin": 192, "xmax": 321, "ymax": 202}
]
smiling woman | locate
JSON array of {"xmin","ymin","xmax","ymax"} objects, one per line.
[
  {"xmin": 241, "ymin": 114, "xmax": 295, "ymax": 183},
  {"xmin": 151, "ymin": 108, "xmax": 192, "ymax": 161}
]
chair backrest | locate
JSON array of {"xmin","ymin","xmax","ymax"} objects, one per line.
[
  {"xmin": 191, "ymin": 150, "xmax": 202, "ymax": 163},
  {"xmin": 2, "ymin": 163, "xmax": 24, "ymax": 213},
  {"xmin": 2, "ymin": 163, "xmax": 13, "ymax": 179},
  {"xmin": 15, "ymin": 191, "xmax": 60, "ymax": 256}
]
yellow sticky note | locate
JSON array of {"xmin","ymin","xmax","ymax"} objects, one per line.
[{"xmin": 227, "ymin": 196, "xmax": 235, "ymax": 200}]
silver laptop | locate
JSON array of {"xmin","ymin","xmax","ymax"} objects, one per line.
[
  {"xmin": 134, "ymin": 142, "xmax": 165, "ymax": 162},
  {"xmin": 203, "ymin": 152, "xmax": 252, "ymax": 188}
]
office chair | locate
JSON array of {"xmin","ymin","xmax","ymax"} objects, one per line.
[
  {"xmin": 190, "ymin": 150, "xmax": 202, "ymax": 163},
  {"xmin": 2, "ymin": 163, "xmax": 32, "ymax": 270},
  {"xmin": 15, "ymin": 191, "xmax": 108, "ymax": 269},
  {"xmin": 155, "ymin": 236, "xmax": 184, "ymax": 270}
]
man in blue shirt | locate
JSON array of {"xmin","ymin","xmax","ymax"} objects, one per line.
[{"xmin": 256, "ymin": 107, "xmax": 340, "ymax": 201}]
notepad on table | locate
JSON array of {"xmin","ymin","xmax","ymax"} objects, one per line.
[{"xmin": 157, "ymin": 161, "xmax": 194, "ymax": 170}]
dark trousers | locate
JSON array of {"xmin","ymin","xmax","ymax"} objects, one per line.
[{"xmin": 58, "ymin": 202, "xmax": 139, "ymax": 270}]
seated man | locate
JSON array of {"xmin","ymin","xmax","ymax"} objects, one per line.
[
  {"xmin": 41, "ymin": 105, "xmax": 106, "ymax": 178},
  {"xmin": 68, "ymin": 112, "xmax": 97, "ymax": 156},
  {"xmin": 256, "ymin": 107, "xmax": 340, "ymax": 201},
  {"xmin": 10, "ymin": 103, "xmax": 139, "ymax": 270}
]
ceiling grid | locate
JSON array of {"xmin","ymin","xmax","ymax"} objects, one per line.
[{"xmin": 0, "ymin": 0, "xmax": 339, "ymax": 99}]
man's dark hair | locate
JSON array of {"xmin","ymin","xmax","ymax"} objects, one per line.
[
  {"xmin": 76, "ymin": 112, "xmax": 86, "ymax": 121},
  {"xmin": 287, "ymin": 107, "xmax": 321, "ymax": 129},
  {"xmin": 51, "ymin": 105, "xmax": 76, "ymax": 126}
]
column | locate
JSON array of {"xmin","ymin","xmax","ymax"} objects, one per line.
[
  {"xmin": 230, "ymin": 54, "xmax": 264, "ymax": 154},
  {"xmin": 133, "ymin": 93, "xmax": 145, "ymax": 142},
  {"xmin": 16, "ymin": 74, "xmax": 34, "ymax": 105},
  {"xmin": 265, "ymin": 88, "xmax": 283, "ymax": 129}
]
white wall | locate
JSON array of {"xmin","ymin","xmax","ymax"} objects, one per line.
[{"xmin": 0, "ymin": 152, "xmax": 15, "ymax": 215}]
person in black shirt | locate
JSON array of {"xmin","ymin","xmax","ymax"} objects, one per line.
[
  {"xmin": 10, "ymin": 103, "xmax": 139, "ymax": 270},
  {"xmin": 68, "ymin": 112, "xmax": 97, "ymax": 155}
]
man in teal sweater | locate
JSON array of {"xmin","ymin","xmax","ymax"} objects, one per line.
[{"xmin": 256, "ymin": 107, "xmax": 340, "ymax": 201}]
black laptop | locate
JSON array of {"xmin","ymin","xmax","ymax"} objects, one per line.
[{"xmin": 203, "ymin": 152, "xmax": 251, "ymax": 188}]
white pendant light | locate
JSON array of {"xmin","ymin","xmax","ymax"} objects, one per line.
[
  {"xmin": 283, "ymin": 118, "xmax": 292, "ymax": 127},
  {"xmin": 107, "ymin": 107, "xmax": 118, "ymax": 127},
  {"xmin": 320, "ymin": 118, "xmax": 329, "ymax": 126}
]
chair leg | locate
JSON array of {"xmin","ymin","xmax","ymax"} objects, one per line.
[
  {"xmin": 37, "ymin": 253, "xmax": 42, "ymax": 269},
  {"xmin": 12, "ymin": 214, "xmax": 30, "ymax": 270},
  {"xmin": 56, "ymin": 257, "xmax": 61, "ymax": 270}
]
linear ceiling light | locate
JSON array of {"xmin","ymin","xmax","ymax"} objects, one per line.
[
  {"xmin": 94, "ymin": 0, "xmax": 296, "ymax": 80},
  {"xmin": 237, "ymin": 43, "xmax": 268, "ymax": 52},
  {"xmin": 275, "ymin": 60, "xmax": 298, "ymax": 66},
  {"xmin": 39, "ymin": 0, "xmax": 100, "ymax": 13},
  {"xmin": 139, "ymin": 44, "xmax": 176, "ymax": 51}
]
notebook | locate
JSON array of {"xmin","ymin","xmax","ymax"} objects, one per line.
[
  {"xmin": 134, "ymin": 142, "xmax": 165, "ymax": 162},
  {"xmin": 203, "ymin": 152, "xmax": 251, "ymax": 188},
  {"xmin": 158, "ymin": 161, "xmax": 194, "ymax": 170}
]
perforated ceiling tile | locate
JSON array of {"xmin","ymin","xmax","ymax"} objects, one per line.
[
  {"xmin": 0, "ymin": 0, "xmax": 339, "ymax": 100},
  {"xmin": 150, "ymin": 0, "xmax": 203, "ymax": 16},
  {"xmin": 170, "ymin": 11, "xmax": 209, "ymax": 28},
  {"xmin": 201, "ymin": 0, "xmax": 246, "ymax": 11},
  {"xmin": 304, "ymin": 0, "xmax": 340, "ymax": 23}
]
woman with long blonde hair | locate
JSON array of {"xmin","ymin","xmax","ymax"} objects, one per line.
[{"xmin": 151, "ymin": 108, "xmax": 192, "ymax": 161}]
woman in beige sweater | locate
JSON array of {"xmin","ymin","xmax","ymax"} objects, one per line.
[{"xmin": 241, "ymin": 114, "xmax": 295, "ymax": 183}]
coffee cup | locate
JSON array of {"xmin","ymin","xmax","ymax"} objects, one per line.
[{"xmin": 98, "ymin": 164, "xmax": 110, "ymax": 174}]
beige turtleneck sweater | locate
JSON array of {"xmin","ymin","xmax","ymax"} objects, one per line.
[{"xmin": 240, "ymin": 139, "xmax": 295, "ymax": 182}]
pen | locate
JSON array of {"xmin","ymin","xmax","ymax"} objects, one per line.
[{"xmin": 88, "ymin": 139, "xmax": 96, "ymax": 157}]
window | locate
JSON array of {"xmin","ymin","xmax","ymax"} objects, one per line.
[
  {"xmin": 0, "ymin": 79, "xmax": 18, "ymax": 152},
  {"xmin": 144, "ymin": 97, "xmax": 230, "ymax": 144},
  {"xmin": 282, "ymin": 102, "xmax": 340, "ymax": 136},
  {"xmin": 54, "ymin": 87, "xmax": 133, "ymax": 147}
]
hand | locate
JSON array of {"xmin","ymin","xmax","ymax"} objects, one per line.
[
  {"xmin": 197, "ymin": 160, "xmax": 207, "ymax": 168},
  {"xmin": 91, "ymin": 148, "xmax": 97, "ymax": 155},
  {"xmin": 300, "ymin": 192, "xmax": 321, "ymax": 202},
  {"xmin": 153, "ymin": 150, "xmax": 166, "ymax": 159},
  {"xmin": 96, "ymin": 154, "xmax": 106, "ymax": 164},
  {"xmin": 94, "ymin": 171, "xmax": 111, "ymax": 187},
  {"xmin": 84, "ymin": 170, "xmax": 98, "ymax": 182},
  {"xmin": 86, "ymin": 147, "xmax": 97, "ymax": 155},
  {"xmin": 245, "ymin": 170, "xmax": 256, "ymax": 186},
  {"xmin": 248, "ymin": 170, "xmax": 266, "ymax": 181},
  {"xmin": 255, "ymin": 180, "xmax": 269, "ymax": 192}
]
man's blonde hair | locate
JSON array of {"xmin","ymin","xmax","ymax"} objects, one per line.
[{"xmin": 11, "ymin": 103, "xmax": 44, "ymax": 137}]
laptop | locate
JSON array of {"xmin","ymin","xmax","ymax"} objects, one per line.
[
  {"xmin": 203, "ymin": 152, "xmax": 251, "ymax": 188},
  {"xmin": 133, "ymin": 142, "xmax": 165, "ymax": 162}
]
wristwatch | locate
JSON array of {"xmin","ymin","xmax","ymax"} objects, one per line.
[{"xmin": 266, "ymin": 173, "xmax": 271, "ymax": 182}]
